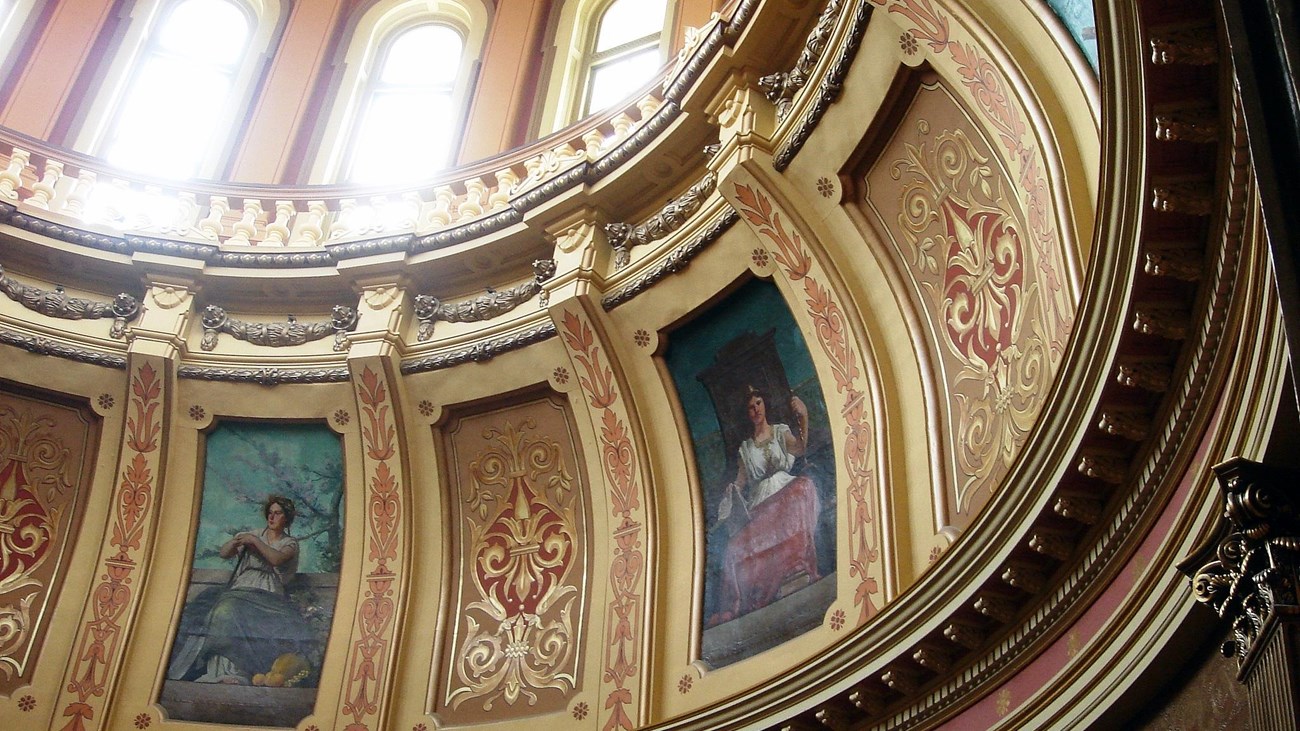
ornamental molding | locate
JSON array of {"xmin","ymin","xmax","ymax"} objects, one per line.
[
  {"xmin": 400, "ymin": 323, "xmax": 557, "ymax": 375},
  {"xmin": 413, "ymin": 259, "xmax": 556, "ymax": 341},
  {"xmin": 175, "ymin": 365, "xmax": 351, "ymax": 384},
  {"xmin": 0, "ymin": 327, "xmax": 127, "ymax": 368},
  {"xmin": 772, "ymin": 0, "xmax": 872, "ymax": 171},
  {"xmin": 199, "ymin": 304, "xmax": 358, "ymax": 351},
  {"xmin": 0, "ymin": 264, "xmax": 139, "ymax": 338},
  {"xmin": 603, "ymin": 172, "xmax": 716, "ymax": 268},
  {"xmin": 1186, "ymin": 458, "xmax": 1300, "ymax": 672},
  {"xmin": 759, "ymin": 0, "xmax": 845, "ymax": 119},
  {"xmin": 602, "ymin": 209, "xmax": 737, "ymax": 310}
]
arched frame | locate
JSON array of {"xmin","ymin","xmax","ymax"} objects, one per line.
[
  {"xmin": 306, "ymin": 0, "xmax": 489, "ymax": 184},
  {"xmin": 533, "ymin": 0, "xmax": 677, "ymax": 138}
]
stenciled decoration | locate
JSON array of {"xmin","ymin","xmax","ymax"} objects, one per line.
[
  {"xmin": 59, "ymin": 361, "xmax": 164, "ymax": 731},
  {"xmin": 200, "ymin": 304, "xmax": 358, "ymax": 352},
  {"xmin": 445, "ymin": 417, "xmax": 583, "ymax": 714},
  {"xmin": 731, "ymin": 184, "xmax": 882, "ymax": 623},
  {"xmin": 0, "ymin": 396, "xmax": 88, "ymax": 692},
  {"xmin": 558, "ymin": 309, "xmax": 645, "ymax": 730},
  {"xmin": 604, "ymin": 172, "xmax": 716, "ymax": 268},
  {"xmin": 1189, "ymin": 458, "xmax": 1300, "ymax": 669},
  {"xmin": 890, "ymin": 126, "xmax": 1051, "ymax": 511},
  {"xmin": 414, "ymin": 260, "xmax": 556, "ymax": 341},
  {"xmin": 0, "ymin": 263, "xmax": 139, "ymax": 338}
]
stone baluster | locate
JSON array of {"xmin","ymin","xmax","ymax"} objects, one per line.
[
  {"xmin": 428, "ymin": 185, "xmax": 455, "ymax": 228},
  {"xmin": 264, "ymin": 201, "xmax": 294, "ymax": 245},
  {"xmin": 198, "ymin": 196, "xmax": 230, "ymax": 240},
  {"xmin": 27, "ymin": 158, "xmax": 62, "ymax": 210},
  {"xmin": 459, "ymin": 177, "xmax": 486, "ymax": 220},
  {"xmin": 636, "ymin": 95, "xmax": 661, "ymax": 120},
  {"xmin": 583, "ymin": 129, "xmax": 605, "ymax": 159},
  {"xmin": 489, "ymin": 169, "xmax": 517, "ymax": 210},
  {"xmin": 289, "ymin": 201, "xmax": 327, "ymax": 245},
  {"xmin": 331, "ymin": 198, "xmax": 357, "ymax": 240},
  {"xmin": 62, "ymin": 168, "xmax": 96, "ymax": 217},
  {"xmin": 612, "ymin": 112, "xmax": 634, "ymax": 138},
  {"xmin": 228, "ymin": 199, "xmax": 262, "ymax": 245},
  {"xmin": 0, "ymin": 148, "xmax": 29, "ymax": 201}
]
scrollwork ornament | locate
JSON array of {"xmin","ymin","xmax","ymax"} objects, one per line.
[
  {"xmin": 0, "ymin": 264, "xmax": 139, "ymax": 338},
  {"xmin": 413, "ymin": 260, "xmax": 556, "ymax": 340},
  {"xmin": 604, "ymin": 172, "xmax": 716, "ymax": 268},
  {"xmin": 199, "ymin": 303, "xmax": 358, "ymax": 351},
  {"xmin": 1185, "ymin": 458, "xmax": 1300, "ymax": 668}
]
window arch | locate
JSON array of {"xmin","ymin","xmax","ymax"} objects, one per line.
[
  {"xmin": 310, "ymin": 0, "xmax": 488, "ymax": 184},
  {"xmin": 72, "ymin": 0, "xmax": 282, "ymax": 180},
  {"xmin": 536, "ymin": 0, "xmax": 674, "ymax": 136}
]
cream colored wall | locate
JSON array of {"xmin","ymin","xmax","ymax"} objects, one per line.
[{"xmin": 0, "ymin": 0, "xmax": 1103, "ymax": 728}]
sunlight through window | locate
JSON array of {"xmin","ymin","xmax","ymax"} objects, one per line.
[
  {"xmin": 583, "ymin": 0, "xmax": 667, "ymax": 116},
  {"xmin": 103, "ymin": 0, "xmax": 250, "ymax": 180},
  {"xmin": 348, "ymin": 23, "xmax": 464, "ymax": 184}
]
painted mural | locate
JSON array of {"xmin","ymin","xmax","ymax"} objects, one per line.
[
  {"xmin": 160, "ymin": 421, "xmax": 344, "ymax": 727},
  {"xmin": 665, "ymin": 278, "xmax": 835, "ymax": 667}
]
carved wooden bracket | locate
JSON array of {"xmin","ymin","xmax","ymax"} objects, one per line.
[
  {"xmin": 604, "ymin": 171, "xmax": 716, "ymax": 268},
  {"xmin": 200, "ymin": 304, "xmax": 358, "ymax": 352},
  {"xmin": 413, "ymin": 259, "xmax": 556, "ymax": 341},
  {"xmin": 0, "ymin": 263, "xmax": 139, "ymax": 338}
]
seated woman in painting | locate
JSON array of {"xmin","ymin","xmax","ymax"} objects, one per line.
[
  {"xmin": 167, "ymin": 495, "xmax": 316, "ymax": 685},
  {"xmin": 709, "ymin": 385, "xmax": 821, "ymax": 625}
]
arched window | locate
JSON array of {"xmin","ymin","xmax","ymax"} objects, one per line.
[
  {"xmin": 535, "ymin": 0, "xmax": 673, "ymax": 135},
  {"xmin": 583, "ymin": 0, "xmax": 667, "ymax": 116},
  {"xmin": 101, "ymin": 0, "xmax": 252, "ymax": 179},
  {"xmin": 347, "ymin": 23, "xmax": 465, "ymax": 183},
  {"xmin": 0, "ymin": 1, "xmax": 39, "ymax": 75}
]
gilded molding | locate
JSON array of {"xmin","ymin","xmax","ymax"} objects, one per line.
[
  {"xmin": 413, "ymin": 260, "xmax": 556, "ymax": 341},
  {"xmin": 0, "ymin": 264, "xmax": 139, "ymax": 338},
  {"xmin": 604, "ymin": 172, "xmax": 716, "ymax": 268},
  {"xmin": 1155, "ymin": 108, "xmax": 1219, "ymax": 143},
  {"xmin": 602, "ymin": 210, "xmax": 737, "ymax": 310},
  {"xmin": 200, "ymin": 304, "xmax": 358, "ymax": 351},
  {"xmin": 772, "ymin": 0, "xmax": 872, "ymax": 171},
  {"xmin": 1149, "ymin": 25, "xmax": 1218, "ymax": 65},
  {"xmin": 400, "ymin": 323, "xmax": 557, "ymax": 374}
]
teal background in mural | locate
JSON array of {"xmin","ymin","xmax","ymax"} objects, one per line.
[
  {"xmin": 1046, "ymin": 0, "xmax": 1099, "ymax": 70},
  {"xmin": 665, "ymin": 278, "xmax": 836, "ymax": 667},
  {"xmin": 195, "ymin": 421, "xmax": 344, "ymax": 574}
]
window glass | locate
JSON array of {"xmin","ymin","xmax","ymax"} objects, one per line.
[
  {"xmin": 595, "ymin": 0, "xmax": 665, "ymax": 52},
  {"xmin": 103, "ymin": 0, "xmax": 250, "ymax": 179},
  {"xmin": 348, "ymin": 23, "xmax": 464, "ymax": 183},
  {"xmin": 587, "ymin": 46, "xmax": 660, "ymax": 112}
]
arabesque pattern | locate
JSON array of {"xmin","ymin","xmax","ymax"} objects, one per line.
[
  {"xmin": 447, "ymin": 418, "xmax": 582, "ymax": 712},
  {"xmin": 558, "ymin": 310, "xmax": 644, "ymax": 731},
  {"xmin": 58, "ymin": 362, "xmax": 163, "ymax": 731}
]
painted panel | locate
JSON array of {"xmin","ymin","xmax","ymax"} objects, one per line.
[
  {"xmin": 437, "ymin": 393, "xmax": 589, "ymax": 723},
  {"xmin": 861, "ymin": 78, "xmax": 1061, "ymax": 527},
  {"xmin": 160, "ymin": 421, "xmax": 344, "ymax": 727},
  {"xmin": 0, "ymin": 386, "xmax": 96, "ymax": 694},
  {"xmin": 665, "ymin": 279, "xmax": 835, "ymax": 667}
]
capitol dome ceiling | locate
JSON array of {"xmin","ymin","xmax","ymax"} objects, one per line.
[{"xmin": 0, "ymin": 0, "xmax": 1285, "ymax": 729}]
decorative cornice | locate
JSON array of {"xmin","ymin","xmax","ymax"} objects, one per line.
[
  {"xmin": 413, "ymin": 259, "xmax": 556, "ymax": 341},
  {"xmin": 0, "ymin": 263, "xmax": 139, "ymax": 338},
  {"xmin": 759, "ymin": 0, "xmax": 844, "ymax": 119},
  {"xmin": 176, "ymin": 365, "xmax": 351, "ymax": 384},
  {"xmin": 400, "ymin": 322, "xmax": 557, "ymax": 374},
  {"xmin": 773, "ymin": 0, "xmax": 872, "ymax": 171},
  {"xmin": 604, "ymin": 172, "xmax": 716, "ymax": 268},
  {"xmin": 602, "ymin": 209, "xmax": 738, "ymax": 310},
  {"xmin": 0, "ymin": 327, "xmax": 127, "ymax": 368},
  {"xmin": 200, "ymin": 304, "xmax": 358, "ymax": 351}
]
